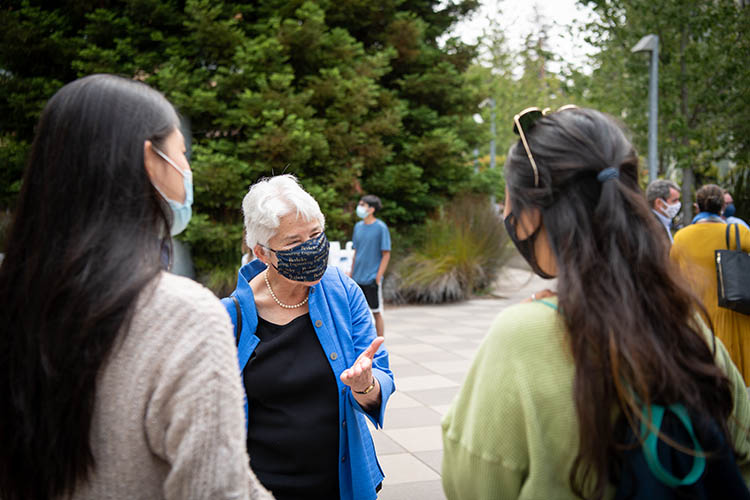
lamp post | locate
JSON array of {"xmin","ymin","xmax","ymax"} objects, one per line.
[
  {"xmin": 474, "ymin": 99, "xmax": 497, "ymax": 205},
  {"xmin": 631, "ymin": 34, "xmax": 659, "ymax": 182}
]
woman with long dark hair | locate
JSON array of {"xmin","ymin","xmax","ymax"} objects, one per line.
[
  {"xmin": 0, "ymin": 75, "xmax": 272, "ymax": 500},
  {"xmin": 442, "ymin": 107, "xmax": 750, "ymax": 499}
]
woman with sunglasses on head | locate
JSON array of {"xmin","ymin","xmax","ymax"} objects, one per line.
[
  {"xmin": 0, "ymin": 75, "xmax": 273, "ymax": 500},
  {"xmin": 442, "ymin": 107, "xmax": 750, "ymax": 499},
  {"xmin": 222, "ymin": 174, "xmax": 395, "ymax": 500}
]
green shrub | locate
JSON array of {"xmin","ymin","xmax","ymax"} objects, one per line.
[{"xmin": 391, "ymin": 194, "xmax": 512, "ymax": 304}]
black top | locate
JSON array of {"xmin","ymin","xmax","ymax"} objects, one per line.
[{"xmin": 244, "ymin": 313, "xmax": 340, "ymax": 500}]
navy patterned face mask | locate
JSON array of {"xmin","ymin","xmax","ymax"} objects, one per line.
[{"xmin": 262, "ymin": 232, "xmax": 329, "ymax": 282}]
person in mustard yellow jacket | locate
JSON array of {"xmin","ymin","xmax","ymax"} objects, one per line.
[{"xmin": 671, "ymin": 184, "xmax": 750, "ymax": 384}]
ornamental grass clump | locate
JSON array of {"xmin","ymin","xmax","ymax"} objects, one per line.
[{"xmin": 395, "ymin": 195, "xmax": 511, "ymax": 304}]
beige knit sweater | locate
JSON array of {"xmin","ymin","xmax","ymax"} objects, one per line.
[{"xmin": 72, "ymin": 272, "xmax": 274, "ymax": 500}]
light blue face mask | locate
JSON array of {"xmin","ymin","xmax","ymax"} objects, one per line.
[
  {"xmin": 356, "ymin": 204, "xmax": 369, "ymax": 219},
  {"xmin": 153, "ymin": 147, "xmax": 193, "ymax": 236}
]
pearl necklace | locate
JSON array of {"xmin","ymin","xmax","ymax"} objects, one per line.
[{"xmin": 264, "ymin": 271, "xmax": 309, "ymax": 309}]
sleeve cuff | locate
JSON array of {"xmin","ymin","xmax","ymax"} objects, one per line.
[{"xmin": 348, "ymin": 368, "xmax": 395, "ymax": 429}]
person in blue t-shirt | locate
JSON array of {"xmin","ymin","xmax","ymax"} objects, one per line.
[{"xmin": 349, "ymin": 195, "xmax": 391, "ymax": 337}]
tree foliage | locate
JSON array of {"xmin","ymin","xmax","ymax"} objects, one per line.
[
  {"xmin": 0, "ymin": 0, "xmax": 482, "ymax": 290},
  {"xmin": 465, "ymin": 5, "xmax": 579, "ymax": 204},
  {"xmin": 570, "ymin": 0, "xmax": 750, "ymax": 224}
]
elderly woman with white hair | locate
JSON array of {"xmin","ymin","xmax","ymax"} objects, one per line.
[{"xmin": 222, "ymin": 175, "xmax": 395, "ymax": 500}]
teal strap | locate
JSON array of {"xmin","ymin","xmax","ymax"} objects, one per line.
[
  {"xmin": 535, "ymin": 299, "xmax": 558, "ymax": 311},
  {"xmin": 640, "ymin": 403, "xmax": 706, "ymax": 487}
]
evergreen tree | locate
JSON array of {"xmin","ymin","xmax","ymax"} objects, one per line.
[{"xmin": 0, "ymin": 0, "xmax": 480, "ymax": 292}]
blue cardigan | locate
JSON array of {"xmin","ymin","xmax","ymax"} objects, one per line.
[{"xmin": 221, "ymin": 260, "xmax": 395, "ymax": 500}]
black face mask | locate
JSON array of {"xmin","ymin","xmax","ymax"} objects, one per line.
[{"xmin": 503, "ymin": 212, "xmax": 555, "ymax": 280}]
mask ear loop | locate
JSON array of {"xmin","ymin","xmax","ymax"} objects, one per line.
[
  {"xmin": 256, "ymin": 244, "xmax": 280, "ymax": 274},
  {"xmin": 153, "ymin": 147, "xmax": 192, "ymax": 183}
]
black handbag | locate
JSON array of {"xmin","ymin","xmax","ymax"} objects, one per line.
[{"xmin": 715, "ymin": 223, "xmax": 750, "ymax": 315}]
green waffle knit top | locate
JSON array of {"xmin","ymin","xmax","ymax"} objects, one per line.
[{"xmin": 441, "ymin": 298, "xmax": 750, "ymax": 499}]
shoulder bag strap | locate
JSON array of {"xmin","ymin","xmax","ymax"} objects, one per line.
[
  {"xmin": 726, "ymin": 223, "xmax": 732, "ymax": 250},
  {"xmin": 640, "ymin": 403, "xmax": 706, "ymax": 488},
  {"xmin": 231, "ymin": 295, "xmax": 242, "ymax": 347}
]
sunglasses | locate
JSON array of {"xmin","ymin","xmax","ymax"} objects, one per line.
[{"xmin": 512, "ymin": 105, "xmax": 578, "ymax": 187}]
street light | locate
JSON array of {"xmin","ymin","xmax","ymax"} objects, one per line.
[
  {"xmin": 475, "ymin": 99, "xmax": 497, "ymax": 206},
  {"xmin": 631, "ymin": 34, "xmax": 659, "ymax": 182}
]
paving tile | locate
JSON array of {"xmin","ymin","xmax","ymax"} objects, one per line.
[
  {"xmin": 414, "ymin": 449, "xmax": 444, "ymax": 474},
  {"xmin": 399, "ymin": 350, "xmax": 462, "ymax": 363},
  {"xmin": 423, "ymin": 312, "xmax": 464, "ymax": 320},
  {"xmin": 430, "ymin": 404, "xmax": 452, "ymax": 416},
  {"xmin": 394, "ymin": 374, "xmax": 459, "ymax": 392},
  {"xmin": 385, "ymin": 391, "xmax": 423, "ymax": 409},
  {"xmin": 420, "ymin": 359, "xmax": 472, "ymax": 374},
  {"xmin": 388, "ymin": 315, "xmax": 431, "ymax": 323},
  {"xmin": 408, "ymin": 387, "xmax": 460, "ymax": 406},
  {"xmin": 397, "ymin": 330, "xmax": 445, "ymax": 339},
  {"xmin": 371, "ymin": 429, "xmax": 407, "ymax": 454},
  {"xmin": 453, "ymin": 348, "xmax": 479, "ymax": 359},
  {"xmin": 442, "ymin": 326, "xmax": 487, "ymax": 336},
  {"xmin": 457, "ymin": 319, "xmax": 497, "ymax": 328},
  {"xmin": 463, "ymin": 338, "xmax": 485, "ymax": 347},
  {"xmin": 378, "ymin": 453, "xmax": 440, "ymax": 485},
  {"xmin": 390, "ymin": 319, "xmax": 435, "ymax": 327},
  {"xmin": 381, "ymin": 334, "xmax": 418, "ymax": 345},
  {"xmin": 444, "ymin": 372, "xmax": 468, "ymax": 385},
  {"xmin": 412, "ymin": 334, "xmax": 466, "ymax": 344},
  {"xmin": 390, "ymin": 363, "xmax": 434, "ymax": 378},
  {"xmin": 389, "ymin": 343, "xmax": 444, "ymax": 355},
  {"xmin": 384, "ymin": 425, "xmax": 443, "ymax": 452},
  {"xmin": 382, "ymin": 406, "xmax": 443, "ymax": 429},
  {"xmin": 377, "ymin": 479, "xmax": 446, "ymax": 500},
  {"xmin": 386, "ymin": 353, "xmax": 413, "ymax": 366}
]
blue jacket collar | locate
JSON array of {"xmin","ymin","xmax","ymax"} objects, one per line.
[
  {"xmin": 692, "ymin": 211, "xmax": 724, "ymax": 224},
  {"xmin": 238, "ymin": 258, "xmax": 267, "ymax": 285}
]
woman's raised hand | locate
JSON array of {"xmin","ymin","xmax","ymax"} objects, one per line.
[{"xmin": 340, "ymin": 337, "xmax": 385, "ymax": 393}]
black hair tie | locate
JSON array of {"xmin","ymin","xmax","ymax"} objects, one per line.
[{"xmin": 597, "ymin": 167, "xmax": 619, "ymax": 183}]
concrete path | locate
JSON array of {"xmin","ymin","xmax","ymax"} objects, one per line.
[{"xmin": 373, "ymin": 264, "xmax": 554, "ymax": 499}]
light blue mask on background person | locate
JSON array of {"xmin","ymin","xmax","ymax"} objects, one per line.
[
  {"xmin": 153, "ymin": 147, "xmax": 193, "ymax": 236},
  {"xmin": 356, "ymin": 205, "xmax": 369, "ymax": 219},
  {"xmin": 725, "ymin": 203, "xmax": 736, "ymax": 218}
]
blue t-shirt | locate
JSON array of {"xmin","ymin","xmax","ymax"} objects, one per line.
[{"xmin": 352, "ymin": 219, "xmax": 391, "ymax": 285}]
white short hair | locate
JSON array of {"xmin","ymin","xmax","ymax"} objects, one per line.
[{"xmin": 242, "ymin": 174, "xmax": 325, "ymax": 249}]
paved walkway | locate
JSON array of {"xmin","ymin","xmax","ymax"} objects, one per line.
[{"xmin": 373, "ymin": 264, "xmax": 554, "ymax": 499}]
